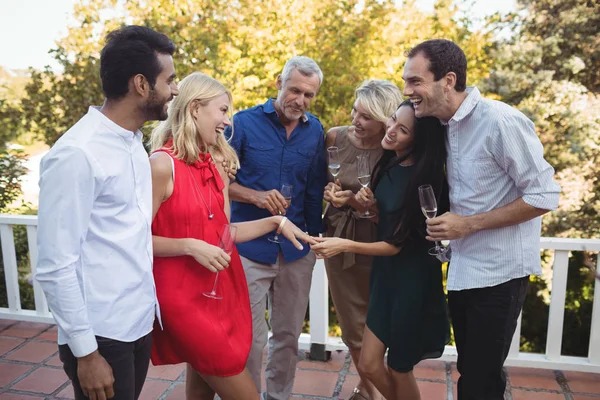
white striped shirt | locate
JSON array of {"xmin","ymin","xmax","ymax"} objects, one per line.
[{"xmin": 444, "ymin": 87, "xmax": 561, "ymax": 291}]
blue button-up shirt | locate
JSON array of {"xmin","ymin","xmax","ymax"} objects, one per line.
[{"xmin": 226, "ymin": 98, "xmax": 327, "ymax": 264}]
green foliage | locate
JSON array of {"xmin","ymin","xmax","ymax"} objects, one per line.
[
  {"xmin": 517, "ymin": 0, "xmax": 600, "ymax": 93},
  {"xmin": 483, "ymin": 0, "xmax": 600, "ymax": 356},
  {"xmin": 0, "ymin": 149, "xmax": 27, "ymax": 212},
  {"xmin": 0, "ymin": 98, "xmax": 28, "ymax": 212},
  {"xmin": 8, "ymin": 0, "xmax": 493, "ymax": 148}
]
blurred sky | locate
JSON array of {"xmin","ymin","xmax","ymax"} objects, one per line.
[{"xmin": 0, "ymin": 0, "xmax": 516, "ymax": 71}]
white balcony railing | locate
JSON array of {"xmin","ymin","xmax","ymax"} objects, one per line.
[{"xmin": 1, "ymin": 214, "xmax": 600, "ymax": 373}]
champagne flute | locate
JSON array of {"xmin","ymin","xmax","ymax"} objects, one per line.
[
  {"xmin": 418, "ymin": 184, "xmax": 447, "ymax": 256},
  {"xmin": 268, "ymin": 184, "xmax": 293, "ymax": 243},
  {"xmin": 203, "ymin": 224, "xmax": 237, "ymax": 300},
  {"xmin": 327, "ymin": 146, "xmax": 341, "ymax": 190},
  {"xmin": 356, "ymin": 154, "xmax": 376, "ymax": 218}
]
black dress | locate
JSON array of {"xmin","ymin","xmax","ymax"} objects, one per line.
[{"xmin": 365, "ymin": 164, "xmax": 450, "ymax": 372}]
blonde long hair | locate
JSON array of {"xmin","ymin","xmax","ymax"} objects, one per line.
[{"xmin": 150, "ymin": 72, "xmax": 240, "ymax": 169}]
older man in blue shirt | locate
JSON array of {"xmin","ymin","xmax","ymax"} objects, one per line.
[{"xmin": 226, "ymin": 56, "xmax": 327, "ymax": 400}]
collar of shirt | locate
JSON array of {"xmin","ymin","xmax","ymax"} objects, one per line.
[
  {"xmin": 441, "ymin": 86, "xmax": 482, "ymax": 126},
  {"xmin": 89, "ymin": 106, "xmax": 143, "ymax": 141},
  {"xmin": 229, "ymin": 99, "xmax": 326, "ymax": 264},
  {"xmin": 263, "ymin": 98, "xmax": 309, "ymax": 123}
]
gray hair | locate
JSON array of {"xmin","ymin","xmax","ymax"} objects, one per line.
[{"xmin": 280, "ymin": 56, "xmax": 323, "ymax": 87}]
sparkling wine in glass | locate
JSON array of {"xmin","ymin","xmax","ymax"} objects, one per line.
[
  {"xmin": 268, "ymin": 184, "xmax": 293, "ymax": 243},
  {"xmin": 327, "ymin": 146, "xmax": 341, "ymax": 182},
  {"xmin": 418, "ymin": 184, "xmax": 447, "ymax": 257},
  {"xmin": 356, "ymin": 154, "xmax": 375, "ymax": 218},
  {"xmin": 203, "ymin": 224, "xmax": 237, "ymax": 300}
]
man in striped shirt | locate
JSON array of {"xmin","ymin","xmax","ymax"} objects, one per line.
[{"xmin": 402, "ymin": 39, "xmax": 561, "ymax": 399}]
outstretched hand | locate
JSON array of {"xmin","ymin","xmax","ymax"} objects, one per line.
[
  {"xmin": 312, "ymin": 237, "xmax": 349, "ymax": 259},
  {"xmin": 279, "ymin": 220, "xmax": 318, "ymax": 249}
]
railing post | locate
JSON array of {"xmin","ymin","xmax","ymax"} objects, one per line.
[
  {"xmin": 588, "ymin": 254, "xmax": 600, "ymax": 364},
  {"xmin": 308, "ymin": 258, "xmax": 330, "ymax": 361},
  {"xmin": 0, "ymin": 224, "xmax": 21, "ymax": 312},
  {"xmin": 546, "ymin": 250, "xmax": 570, "ymax": 361}
]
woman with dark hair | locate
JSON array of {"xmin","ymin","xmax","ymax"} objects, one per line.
[
  {"xmin": 322, "ymin": 79, "xmax": 401, "ymax": 400},
  {"xmin": 312, "ymin": 100, "xmax": 450, "ymax": 400}
]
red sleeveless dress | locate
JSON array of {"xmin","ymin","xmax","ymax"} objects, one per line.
[{"xmin": 150, "ymin": 147, "xmax": 251, "ymax": 376}]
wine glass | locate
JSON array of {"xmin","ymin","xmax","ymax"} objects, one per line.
[
  {"xmin": 268, "ymin": 184, "xmax": 293, "ymax": 243},
  {"xmin": 418, "ymin": 184, "xmax": 448, "ymax": 256},
  {"xmin": 356, "ymin": 154, "xmax": 376, "ymax": 218},
  {"xmin": 327, "ymin": 146, "xmax": 341, "ymax": 186},
  {"xmin": 203, "ymin": 224, "xmax": 237, "ymax": 300}
]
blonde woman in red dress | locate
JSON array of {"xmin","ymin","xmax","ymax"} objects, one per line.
[{"xmin": 149, "ymin": 72, "xmax": 314, "ymax": 399}]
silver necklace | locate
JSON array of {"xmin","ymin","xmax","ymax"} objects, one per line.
[{"xmin": 188, "ymin": 165, "xmax": 214, "ymax": 220}]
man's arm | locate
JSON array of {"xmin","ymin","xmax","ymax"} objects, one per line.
[
  {"xmin": 426, "ymin": 198, "xmax": 548, "ymax": 240},
  {"xmin": 36, "ymin": 146, "xmax": 98, "ymax": 357},
  {"xmin": 229, "ymin": 182, "xmax": 288, "ymax": 215},
  {"xmin": 304, "ymin": 127, "xmax": 327, "ymax": 235},
  {"xmin": 427, "ymin": 112, "xmax": 561, "ymax": 241}
]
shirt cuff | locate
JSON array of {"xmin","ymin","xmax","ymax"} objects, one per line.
[
  {"xmin": 68, "ymin": 331, "xmax": 98, "ymax": 358},
  {"xmin": 522, "ymin": 192, "xmax": 560, "ymax": 211}
]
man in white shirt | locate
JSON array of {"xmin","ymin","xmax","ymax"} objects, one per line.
[
  {"xmin": 402, "ymin": 39, "xmax": 561, "ymax": 399},
  {"xmin": 36, "ymin": 25, "xmax": 178, "ymax": 400}
]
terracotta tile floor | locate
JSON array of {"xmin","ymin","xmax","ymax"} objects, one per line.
[{"xmin": 1, "ymin": 320, "xmax": 600, "ymax": 399}]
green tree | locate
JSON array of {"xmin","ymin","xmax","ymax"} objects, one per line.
[
  {"xmin": 518, "ymin": 0, "xmax": 600, "ymax": 93},
  {"xmin": 11, "ymin": 0, "xmax": 493, "ymax": 147},
  {"xmin": 0, "ymin": 98, "xmax": 27, "ymax": 212},
  {"xmin": 484, "ymin": 0, "xmax": 600, "ymax": 356},
  {"xmin": 0, "ymin": 97, "xmax": 30, "ymax": 308},
  {"xmin": 4, "ymin": 0, "xmax": 495, "ymax": 330}
]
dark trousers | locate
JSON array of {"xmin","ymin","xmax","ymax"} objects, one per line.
[
  {"xmin": 59, "ymin": 332, "xmax": 152, "ymax": 400},
  {"xmin": 448, "ymin": 276, "xmax": 529, "ymax": 400}
]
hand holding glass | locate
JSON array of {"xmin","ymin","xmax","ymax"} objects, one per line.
[
  {"xmin": 418, "ymin": 184, "xmax": 448, "ymax": 257},
  {"xmin": 203, "ymin": 224, "xmax": 237, "ymax": 300},
  {"xmin": 356, "ymin": 155, "xmax": 376, "ymax": 218},
  {"xmin": 268, "ymin": 184, "xmax": 293, "ymax": 243}
]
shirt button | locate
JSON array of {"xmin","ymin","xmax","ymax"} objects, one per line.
[{"xmin": 283, "ymin": 167, "xmax": 290, "ymax": 172}]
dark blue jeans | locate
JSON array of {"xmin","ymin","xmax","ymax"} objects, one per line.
[
  {"xmin": 448, "ymin": 276, "xmax": 529, "ymax": 400},
  {"xmin": 59, "ymin": 332, "xmax": 152, "ymax": 400}
]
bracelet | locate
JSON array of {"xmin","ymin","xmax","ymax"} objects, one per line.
[{"xmin": 276, "ymin": 217, "xmax": 288, "ymax": 235}]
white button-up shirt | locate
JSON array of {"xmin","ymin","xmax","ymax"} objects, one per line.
[
  {"xmin": 36, "ymin": 107, "xmax": 157, "ymax": 357},
  {"xmin": 445, "ymin": 87, "xmax": 561, "ymax": 291}
]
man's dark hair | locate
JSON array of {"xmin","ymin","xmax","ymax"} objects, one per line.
[
  {"xmin": 100, "ymin": 25, "xmax": 176, "ymax": 100},
  {"xmin": 371, "ymin": 99, "xmax": 448, "ymax": 249},
  {"xmin": 407, "ymin": 39, "xmax": 467, "ymax": 92}
]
